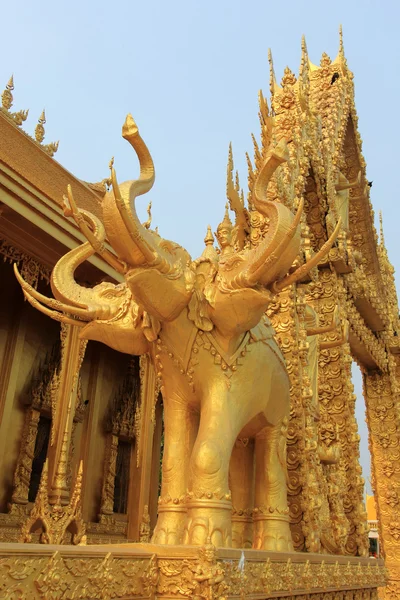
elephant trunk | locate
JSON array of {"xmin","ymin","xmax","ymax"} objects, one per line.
[{"xmin": 102, "ymin": 114, "xmax": 179, "ymax": 277}]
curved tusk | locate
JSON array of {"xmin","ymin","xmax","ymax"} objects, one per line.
[
  {"xmin": 14, "ymin": 264, "xmax": 93, "ymax": 321},
  {"xmin": 272, "ymin": 218, "xmax": 342, "ymax": 293},
  {"xmin": 253, "ymin": 138, "xmax": 289, "ymax": 213},
  {"xmin": 21, "ymin": 289, "xmax": 86, "ymax": 327},
  {"xmin": 246, "ymin": 198, "xmax": 304, "ymax": 285},
  {"xmin": 65, "ymin": 186, "xmax": 126, "ymax": 275}
]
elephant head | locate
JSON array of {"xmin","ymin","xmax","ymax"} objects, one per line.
[{"xmin": 15, "ymin": 114, "xmax": 340, "ymax": 347}]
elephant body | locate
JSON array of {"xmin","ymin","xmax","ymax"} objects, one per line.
[
  {"xmin": 17, "ymin": 114, "xmax": 338, "ymax": 551},
  {"xmin": 151, "ymin": 308, "xmax": 292, "ymax": 549}
]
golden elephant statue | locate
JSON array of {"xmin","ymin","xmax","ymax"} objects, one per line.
[{"xmin": 16, "ymin": 115, "xmax": 340, "ymax": 550}]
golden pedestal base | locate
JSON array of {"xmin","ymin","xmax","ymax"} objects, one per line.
[{"xmin": 0, "ymin": 542, "xmax": 386, "ymax": 599}]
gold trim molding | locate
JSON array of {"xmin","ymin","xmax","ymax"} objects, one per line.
[{"xmin": 0, "ymin": 543, "xmax": 386, "ymax": 600}]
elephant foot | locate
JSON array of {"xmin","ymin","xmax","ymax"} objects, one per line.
[
  {"xmin": 231, "ymin": 514, "xmax": 253, "ymax": 549},
  {"xmin": 183, "ymin": 499, "xmax": 232, "ymax": 547},
  {"xmin": 253, "ymin": 515, "xmax": 293, "ymax": 552},
  {"xmin": 151, "ymin": 507, "xmax": 186, "ymax": 545}
]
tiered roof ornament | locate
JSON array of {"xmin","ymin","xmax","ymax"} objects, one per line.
[{"xmin": 1, "ymin": 76, "xmax": 59, "ymax": 157}]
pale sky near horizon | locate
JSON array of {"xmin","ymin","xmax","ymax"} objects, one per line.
[{"xmin": 3, "ymin": 0, "xmax": 400, "ymax": 497}]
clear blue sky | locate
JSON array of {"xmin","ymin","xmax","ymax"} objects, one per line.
[{"xmin": 3, "ymin": 0, "xmax": 400, "ymax": 496}]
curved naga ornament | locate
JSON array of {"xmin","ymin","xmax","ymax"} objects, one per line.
[{"xmin": 15, "ymin": 114, "xmax": 340, "ymax": 549}]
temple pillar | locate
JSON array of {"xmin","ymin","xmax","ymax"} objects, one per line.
[
  {"xmin": 309, "ymin": 269, "xmax": 368, "ymax": 555},
  {"xmin": 47, "ymin": 324, "xmax": 87, "ymax": 506},
  {"xmin": 364, "ymin": 371, "xmax": 400, "ymax": 599},
  {"xmin": 127, "ymin": 354, "xmax": 157, "ymax": 541},
  {"xmin": 268, "ymin": 287, "xmax": 311, "ymax": 551}
]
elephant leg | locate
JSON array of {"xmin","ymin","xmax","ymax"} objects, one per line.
[
  {"xmin": 230, "ymin": 438, "xmax": 254, "ymax": 548},
  {"xmin": 152, "ymin": 396, "xmax": 197, "ymax": 545},
  {"xmin": 253, "ymin": 419, "xmax": 293, "ymax": 551},
  {"xmin": 183, "ymin": 409, "xmax": 236, "ymax": 547}
]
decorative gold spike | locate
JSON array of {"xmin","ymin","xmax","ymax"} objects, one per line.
[
  {"xmin": 226, "ymin": 144, "xmax": 248, "ymax": 249},
  {"xmin": 251, "ymin": 133, "xmax": 262, "ymax": 172},
  {"xmin": 300, "ymin": 35, "xmax": 309, "ymax": 78},
  {"xmin": 339, "ymin": 24, "xmax": 344, "ymax": 58},
  {"xmin": 1, "ymin": 75, "xmax": 14, "ymax": 110},
  {"xmin": 221, "ymin": 203, "xmax": 232, "ymax": 229},
  {"xmin": 268, "ymin": 48, "xmax": 282, "ymax": 97},
  {"xmin": 204, "ymin": 225, "xmax": 214, "ymax": 246},
  {"xmin": 35, "ymin": 109, "xmax": 46, "ymax": 144},
  {"xmin": 50, "ymin": 395, "xmax": 72, "ymax": 505},
  {"xmin": 235, "ymin": 170, "xmax": 240, "ymax": 192},
  {"xmin": 258, "ymin": 90, "xmax": 269, "ymax": 124}
]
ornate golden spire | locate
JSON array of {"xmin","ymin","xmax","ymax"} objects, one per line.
[
  {"xmin": 33, "ymin": 109, "xmax": 59, "ymax": 157},
  {"xmin": 251, "ymin": 133, "xmax": 262, "ymax": 172},
  {"xmin": 35, "ymin": 109, "xmax": 46, "ymax": 144},
  {"xmin": 300, "ymin": 36, "xmax": 307, "ymax": 77},
  {"xmin": 199, "ymin": 225, "xmax": 218, "ymax": 264},
  {"xmin": 339, "ymin": 24, "xmax": 345, "ymax": 59},
  {"xmin": 50, "ymin": 395, "xmax": 72, "ymax": 506},
  {"xmin": 1, "ymin": 75, "xmax": 14, "ymax": 110},
  {"xmin": 217, "ymin": 203, "xmax": 233, "ymax": 233},
  {"xmin": 204, "ymin": 225, "xmax": 214, "ymax": 246},
  {"xmin": 268, "ymin": 48, "xmax": 282, "ymax": 99},
  {"xmin": 1, "ymin": 75, "xmax": 29, "ymax": 126}
]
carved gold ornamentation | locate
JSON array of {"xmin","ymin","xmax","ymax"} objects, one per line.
[
  {"xmin": 0, "ymin": 77, "xmax": 58, "ymax": 156},
  {"xmin": 19, "ymin": 459, "xmax": 86, "ymax": 545},
  {"xmin": 5, "ymin": 27, "xmax": 400, "ymax": 599},
  {"xmin": 0, "ymin": 543, "xmax": 385, "ymax": 599},
  {"xmin": 0, "ymin": 240, "xmax": 50, "ymax": 288}
]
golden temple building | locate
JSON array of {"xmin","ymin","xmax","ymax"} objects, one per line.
[{"xmin": 0, "ymin": 31, "xmax": 398, "ymax": 599}]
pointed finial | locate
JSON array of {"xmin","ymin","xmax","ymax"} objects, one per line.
[
  {"xmin": 222, "ymin": 203, "xmax": 232, "ymax": 227},
  {"xmin": 251, "ymin": 133, "xmax": 262, "ymax": 171},
  {"xmin": 204, "ymin": 225, "xmax": 214, "ymax": 246},
  {"xmin": 216, "ymin": 204, "xmax": 233, "ymax": 236},
  {"xmin": 268, "ymin": 48, "xmax": 276, "ymax": 97},
  {"xmin": 320, "ymin": 52, "xmax": 332, "ymax": 68},
  {"xmin": 109, "ymin": 156, "xmax": 114, "ymax": 170},
  {"xmin": 300, "ymin": 35, "xmax": 309, "ymax": 77},
  {"xmin": 35, "ymin": 109, "xmax": 46, "ymax": 143},
  {"xmin": 1, "ymin": 75, "xmax": 14, "ymax": 111},
  {"xmin": 228, "ymin": 142, "xmax": 233, "ymax": 172},
  {"xmin": 70, "ymin": 460, "xmax": 84, "ymax": 505},
  {"xmin": 52, "ymin": 395, "xmax": 72, "ymax": 504},
  {"xmin": 246, "ymin": 152, "xmax": 253, "ymax": 175},
  {"xmin": 258, "ymin": 89, "xmax": 269, "ymax": 123},
  {"xmin": 339, "ymin": 24, "xmax": 344, "ymax": 58},
  {"xmin": 235, "ymin": 170, "xmax": 240, "ymax": 191}
]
